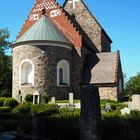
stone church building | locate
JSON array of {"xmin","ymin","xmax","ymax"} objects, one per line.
[{"xmin": 12, "ymin": 0, "xmax": 123, "ymax": 102}]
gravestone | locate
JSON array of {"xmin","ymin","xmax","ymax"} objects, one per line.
[
  {"xmin": 128, "ymin": 94, "xmax": 140, "ymax": 111},
  {"xmin": 132, "ymin": 95, "xmax": 140, "ymax": 110},
  {"xmin": 105, "ymin": 103, "xmax": 111, "ymax": 112},
  {"xmin": 16, "ymin": 94, "xmax": 22, "ymax": 102},
  {"xmin": 51, "ymin": 97, "xmax": 56, "ymax": 104},
  {"xmin": 128, "ymin": 102, "xmax": 133, "ymax": 110},
  {"xmin": 69, "ymin": 93, "xmax": 74, "ymax": 106},
  {"xmin": 80, "ymin": 86, "xmax": 101, "ymax": 140},
  {"xmin": 121, "ymin": 107, "xmax": 130, "ymax": 115}
]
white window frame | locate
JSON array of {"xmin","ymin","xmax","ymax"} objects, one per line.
[
  {"xmin": 57, "ymin": 60, "xmax": 70, "ymax": 86},
  {"xmin": 19, "ymin": 59, "xmax": 34, "ymax": 86}
]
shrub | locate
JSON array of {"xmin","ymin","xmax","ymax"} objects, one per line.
[
  {"xmin": 129, "ymin": 110, "xmax": 140, "ymax": 119},
  {"xmin": 25, "ymin": 94, "xmax": 33, "ymax": 103},
  {"xmin": 41, "ymin": 93, "xmax": 49, "ymax": 104},
  {"xmin": 0, "ymin": 97, "xmax": 6, "ymax": 106},
  {"xmin": 111, "ymin": 105, "xmax": 116, "ymax": 110},
  {"xmin": 31, "ymin": 104, "xmax": 59, "ymax": 116},
  {"xmin": 0, "ymin": 106, "xmax": 12, "ymax": 113},
  {"xmin": 4, "ymin": 98, "xmax": 19, "ymax": 108},
  {"xmin": 13, "ymin": 103, "xmax": 31, "ymax": 114}
]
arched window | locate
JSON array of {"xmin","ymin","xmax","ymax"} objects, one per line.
[
  {"xmin": 20, "ymin": 60, "xmax": 34, "ymax": 86},
  {"xmin": 57, "ymin": 60, "xmax": 70, "ymax": 86}
]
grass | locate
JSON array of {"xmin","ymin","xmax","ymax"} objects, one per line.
[
  {"xmin": 100, "ymin": 99, "xmax": 127, "ymax": 110},
  {"xmin": 55, "ymin": 100, "xmax": 80, "ymax": 103}
]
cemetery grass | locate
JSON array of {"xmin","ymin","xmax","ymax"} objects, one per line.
[
  {"xmin": 55, "ymin": 99, "xmax": 80, "ymax": 103},
  {"xmin": 0, "ymin": 100, "xmax": 140, "ymax": 140}
]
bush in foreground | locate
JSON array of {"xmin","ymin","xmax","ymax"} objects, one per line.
[
  {"xmin": 0, "ymin": 97, "xmax": 6, "ymax": 106},
  {"xmin": 13, "ymin": 103, "xmax": 31, "ymax": 114},
  {"xmin": 0, "ymin": 106, "xmax": 12, "ymax": 113},
  {"xmin": 31, "ymin": 104, "xmax": 59, "ymax": 116},
  {"xmin": 4, "ymin": 98, "xmax": 18, "ymax": 108}
]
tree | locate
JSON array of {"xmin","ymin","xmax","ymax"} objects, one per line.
[
  {"xmin": 125, "ymin": 73, "xmax": 140, "ymax": 96},
  {"xmin": 0, "ymin": 28, "xmax": 12, "ymax": 94},
  {"xmin": 0, "ymin": 28, "xmax": 11, "ymax": 54}
]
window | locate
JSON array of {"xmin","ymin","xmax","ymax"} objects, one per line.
[
  {"xmin": 20, "ymin": 60, "xmax": 34, "ymax": 86},
  {"xmin": 59, "ymin": 68, "xmax": 63, "ymax": 84},
  {"xmin": 57, "ymin": 60, "xmax": 70, "ymax": 86}
]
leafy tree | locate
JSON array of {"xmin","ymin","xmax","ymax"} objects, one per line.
[
  {"xmin": 0, "ymin": 28, "xmax": 12, "ymax": 94},
  {"xmin": 125, "ymin": 73, "xmax": 140, "ymax": 96}
]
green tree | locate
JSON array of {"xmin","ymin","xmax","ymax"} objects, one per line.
[
  {"xmin": 0, "ymin": 28, "xmax": 12, "ymax": 94},
  {"xmin": 125, "ymin": 73, "xmax": 140, "ymax": 96}
]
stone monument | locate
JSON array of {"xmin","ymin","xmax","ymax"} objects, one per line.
[
  {"xmin": 80, "ymin": 86, "xmax": 101, "ymax": 140},
  {"xmin": 51, "ymin": 97, "xmax": 56, "ymax": 104},
  {"xmin": 69, "ymin": 93, "xmax": 74, "ymax": 106}
]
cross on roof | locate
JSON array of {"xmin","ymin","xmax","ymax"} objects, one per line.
[{"xmin": 68, "ymin": 0, "xmax": 80, "ymax": 9}]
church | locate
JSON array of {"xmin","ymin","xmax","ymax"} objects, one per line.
[{"xmin": 12, "ymin": 0, "xmax": 123, "ymax": 102}]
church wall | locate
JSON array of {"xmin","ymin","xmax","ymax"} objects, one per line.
[
  {"xmin": 64, "ymin": 1, "xmax": 102, "ymax": 52},
  {"xmin": 117, "ymin": 62, "xmax": 124, "ymax": 101},
  {"xmin": 12, "ymin": 45, "xmax": 72, "ymax": 100},
  {"xmin": 99, "ymin": 86, "xmax": 118, "ymax": 101},
  {"xmin": 101, "ymin": 31, "xmax": 111, "ymax": 52},
  {"xmin": 71, "ymin": 46, "xmax": 93, "ymax": 99}
]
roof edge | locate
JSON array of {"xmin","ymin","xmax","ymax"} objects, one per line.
[{"xmin": 12, "ymin": 40, "xmax": 73, "ymax": 48}]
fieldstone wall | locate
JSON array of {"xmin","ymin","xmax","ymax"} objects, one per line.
[
  {"xmin": 64, "ymin": 1, "xmax": 112, "ymax": 53},
  {"xmin": 12, "ymin": 45, "xmax": 72, "ymax": 100},
  {"xmin": 101, "ymin": 31, "xmax": 111, "ymax": 52},
  {"xmin": 99, "ymin": 87, "xmax": 118, "ymax": 101},
  {"xmin": 71, "ymin": 46, "xmax": 93, "ymax": 99}
]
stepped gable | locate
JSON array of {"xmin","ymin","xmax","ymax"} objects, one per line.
[
  {"xmin": 63, "ymin": 0, "xmax": 112, "ymax": 52},
  {"xmin": 17, "ymin": 0, "xmax": 82, "ymax": 48}
]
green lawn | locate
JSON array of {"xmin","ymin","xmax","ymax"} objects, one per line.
[{"xmin": 55, "ymin": 100, "xmax": 80, "ymax": 103}]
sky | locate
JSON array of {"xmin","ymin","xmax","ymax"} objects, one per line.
[{"xmin": 0, "ymin": 0, "xmax": 140, "ymax": 80}]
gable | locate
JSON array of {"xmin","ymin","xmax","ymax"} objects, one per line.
[
  {"xmin": 16, "ymin": 0, "xmax": 82, "ymax": 48},
  {"xmin": 63, "ymin": 0, "xmax": 112, "ymax": 52}
]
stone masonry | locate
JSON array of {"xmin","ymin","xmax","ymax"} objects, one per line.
[
  {"xmin": 12, "ymin": 45, "xmax": 72, "ymax": 100},
  {"xmin": 64, "ymin": 0, "xmax": 112, "ymax": 52}
]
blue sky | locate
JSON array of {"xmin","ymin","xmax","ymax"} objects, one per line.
[{"xmin": 0, "ymin": 0, "xmax": 140, "ymax": 79}]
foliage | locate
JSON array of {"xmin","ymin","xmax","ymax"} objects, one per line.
[
  {"xmin": 0, "ymin": 106, "xmax": 12, "ymax": 113},
  {"xmin": 25, "ymin": 94, "xmax": 33, "ymax": 103},
  {"xmin": 0, "ymin": 89, "xmax": 11, "ymax": 97},
  {"xmin": 31, "ymin": 104, "xmax": 59, "ymax": 116},
  {"xmin": 0, "ymin": 28, "xmax": 11, "ymax": 53},
  {"xmin": 0, "ymin": 28, "xmax": 12, "ymax": 93},
  {"xmin": 4, "ymin": 98, "xmax": 19, "ymax": 108},
  {"xmin": 100, "ymin": 110, "xmax": 140, "ymax": 140},
  {"xmin": 40, "ymin": 93, "xmax": 49, "ymax": 104},
  {"xmin": 46, "ymin": 111, "xmax": 80, "ymax": 140},
  {"xmin": 12, "ymin": 103, "xmax": 31, "ymax": 114},
  {"xmin": 125, "ymin": 73, "xmax": 140, "ymax": 96},
  {"xmin": 100, "ymin": 99, "xmax": 127, "ymax": 111},
  {"xmin": 0, "ymin": 97, "xmax": 6, "ymax": 106}
]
